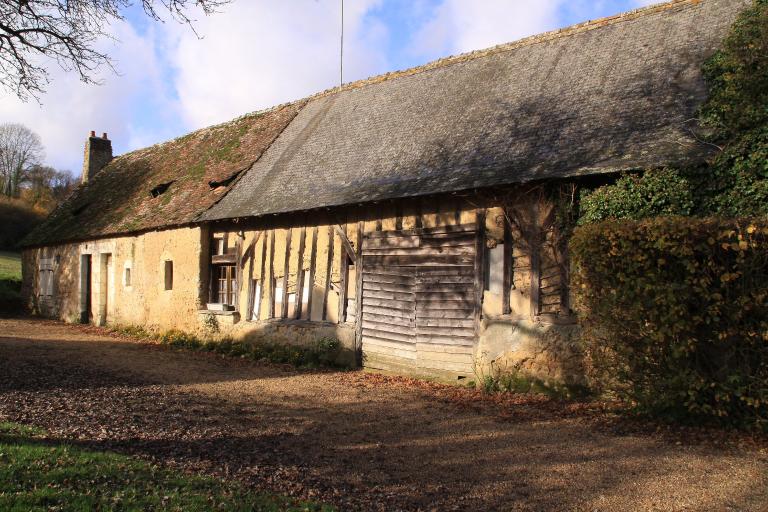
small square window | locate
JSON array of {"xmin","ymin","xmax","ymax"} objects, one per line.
[{"xmin": 164, "ymin": 260, "xmax": 173, "ymax": 290}]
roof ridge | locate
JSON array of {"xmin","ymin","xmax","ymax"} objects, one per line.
[
  {"xmin": 106, "ymin": 0, "xmax": 702, "ymax": 167},
  {"xmin": 305, "ymin": 0, "xmax": 702, "ymax": 100}
]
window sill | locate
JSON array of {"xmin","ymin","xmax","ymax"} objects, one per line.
[{"xmin": 198, "ymin": 309, "xmax": 240, "ymax": 317}]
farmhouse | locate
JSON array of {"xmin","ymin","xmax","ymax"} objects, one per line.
[{"xmin": 20, "ymin": 0, "xmax": 747, "ymax": 382}]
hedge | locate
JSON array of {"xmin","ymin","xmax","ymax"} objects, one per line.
[{"xmin": 571, "ymin": 217, "xmax": 768, "ymax": 429}]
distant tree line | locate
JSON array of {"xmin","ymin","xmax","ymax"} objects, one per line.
[{"xmin": 0, "ymin": 122, "xmax": 75, "ymax": 249}]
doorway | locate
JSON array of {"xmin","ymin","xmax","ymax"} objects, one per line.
[{"xmin": 80, "ymin": 254, "xmax": 92, "ymax": 324}]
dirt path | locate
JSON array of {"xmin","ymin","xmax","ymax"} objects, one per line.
[{"xmin": 0, "ymin": 317, "xmax": 766, "ymax": 511}]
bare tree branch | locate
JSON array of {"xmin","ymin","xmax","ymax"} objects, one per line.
[{"xmin": 0, "ymin": 0, "xmax": 231, "ymax": 101}]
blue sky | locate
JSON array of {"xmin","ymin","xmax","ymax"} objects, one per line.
[{"xmin": 0, "ymin": 0, "xmax": 653, "ymax": 174}]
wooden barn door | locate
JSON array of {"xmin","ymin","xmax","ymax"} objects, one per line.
[{"xmin": 361, "ymin": 224, "xmax": 477, "ymax": 376}]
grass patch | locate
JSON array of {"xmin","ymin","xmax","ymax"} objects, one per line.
[
  {"xmin": 0, "ymin": 251, "xmax": 21, "ymax": 281},
  {"xmin": 110, "ymin": 325, "xmax": 349, "ymax": 370},
  {"xmin": 0, "ymin": 422, "xmax": 332, "ymax": 511},
  {"xmin": 0, "ymin": 252, "xmax": 22, "ymax": 314}
]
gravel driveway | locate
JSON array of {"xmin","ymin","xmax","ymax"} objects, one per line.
[{"xmin": 0, "ymin": 317, "xmax": 766, "ymax": 511}]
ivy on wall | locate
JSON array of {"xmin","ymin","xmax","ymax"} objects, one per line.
[{"xmin": 579, "ymin": 0, "xmax": 768, "ymax": 224}]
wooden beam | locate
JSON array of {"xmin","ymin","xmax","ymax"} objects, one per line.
[
  {"xmin": 334, "ymin": 224, "xmax": 357, "ymax": 263},
  {"xmin": 338, "ymin": 224, "xmax": 349, "ymax": 324},
  {"xmin": 268, "ymin": 229, "xmax": 276, "ymax": 319},
  {"xmin": 414, "ymin": 197, "xmax": 423, "ymax": 229},
  {"xmin": 306, "ymin": 226, "xmax": 319, "ymax": 320},
  {"xmin": 395, "ymin": 203, "xmax": 403, "ymax": 231},
  {"xmin": 530, "ymin": 202, "xmax": 541, "ymax": 319},
  {"xmin": 322, "ymin": 226, "xmax": 334, "ymax": 321},
  {"xmin": 454, "ymin": 198, "xmax": 462, "ymax": 225},
  {"xmin": 234, "ymin": 235, "xmax": 242, "ymax": 311},
  {"xmin": 256, "ymin": 231, "xmax": 268, "ymax": 321},
  {"xmin": 294, "ymin": 226, "xmax": 307, "ymax": 320},
  {"xmin": 354, "ymin": 220, "xmax": 364, "ymax": 366},
  {"xmin": 281, "ymin": 228, "xmax": 292, "ymax": 318},
  {"xmin": 502, "ymin": 212, "xmax": 513, "ymax": 316},
  {"xmin": 245, "ymin": 231, "xmax": 262, "ymax": 321},
  {"xmin": 375, "ymin": 219, "xmax": 383, "ymax": 231},
  {"xmin": 474, "ymin": 208, "xmax": 486, "ymax": 336}
]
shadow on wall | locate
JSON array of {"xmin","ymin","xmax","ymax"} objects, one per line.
[{"xmin": 478, "ymin": 317, "xmax": 586, "ymax": 387}]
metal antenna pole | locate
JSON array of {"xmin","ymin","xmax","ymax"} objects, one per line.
[{"xmin": 340, "ymin": 0, "xmax": 344, "ymax": 86}]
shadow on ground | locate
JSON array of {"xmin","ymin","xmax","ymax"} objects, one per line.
[{"xmin": 0, "ymin": 317, "xmax": 766, "ymax": 511}]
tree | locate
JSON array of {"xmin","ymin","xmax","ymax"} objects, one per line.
[
  {"xmin": 0, "ymin": 123, "xmax": 43, "ymax": 198},
  {"xmin": 23, "ymin": 164, "xmax": 75, "ymax": 208},
  {"xmin": 0, "ymin": 0, "xmax": 230, "ymax": 101}
]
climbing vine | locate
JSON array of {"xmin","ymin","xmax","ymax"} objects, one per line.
[{"xmin": 579, "ymin": 0, "xmax": 768, "ymax": 223}]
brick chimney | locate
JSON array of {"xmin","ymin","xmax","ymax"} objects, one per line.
[{"xmin": 81, "ymin": 131, "xmax": 113, "ymax": 184}]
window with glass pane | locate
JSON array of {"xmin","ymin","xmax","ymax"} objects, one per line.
[{"xmin": 214, "ymin": 265, "xmax": 237, "ymax": 306}]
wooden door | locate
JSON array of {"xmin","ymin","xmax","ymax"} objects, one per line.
[
  {"xmin": 414, "ymin": 266, "xmax": 475, "ymax": 375},
  {"xmin": 361, "ymin": 266, "xmax": 417, "ymax": 369},
  {"xmin": 360, "ymin": 224, "xmax": 477, "ymax": 376}
]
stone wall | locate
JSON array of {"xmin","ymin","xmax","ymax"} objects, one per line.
[{"xmin": 22, "ymin": 226, "xmax": 206, "ymax": 331}]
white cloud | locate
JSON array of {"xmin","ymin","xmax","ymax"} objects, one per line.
[
  {"xmin": 410, "ymin": 1, "xmax": 562, "ymax": 60},
  {"xmin": 168, "ymin": 0, "xmax": 389, "ymax": 128},
  {"xmin": 0, "ymin": 20, "xmax": 172, "ymax": 174}
]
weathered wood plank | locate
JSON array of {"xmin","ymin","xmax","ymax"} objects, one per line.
[
  {"xmin": 415, "ymin": 267, "xmax": 474, "ymax": 276},
  {"xmin": 362, "ymin": 245, "xmax": 475, "ymax": 257},
  {"xmin": 364, "ymin": 255, "xmax": 474, "ymax": 267},
  {"xmin": 364, "ymin": 290, "xmax": 414, "ymax": 301},
  {"xmin": 255, "ymin": 231, "xmax": 267, "ymax": 321},
  {"xmin": 415, "ymin": 291, "xmax": 475, "ymax": 301},
  {"xmin": 415, "ymin": 276, "xmax": 474, "ymax": 285},
  {"xmin": 363, "ymin": 281, "xmax": 413, "ymax": 293},
  {"xmin": 338, "ymin": 225, "xmax": 349, "ymax": 323},
  {"xmin": 363, "ymin": 305, "xmax": 415, "ymax": 319},
  {"xmin": 417, "ymin": 318, "xmax": 475, "ymax": 328},
  {"xmin": 364, "ymin": 229, "xmax": 476, "ymax": 241},
  {"xmin": 305, "ymin": 226, "xmax": 318, "ymax": 319},
  {"xmin": 334, "ymin": 224, "xmax": 356, "ymax": 263},
  {"xmin": 415, "ymin": 308, "xmax": 474, "ymax": 320},
  {"xmin": 416, "ymin": 334, "xmax": 475, "ymax": 346},
  {"xmin": 416, "ymin": 300, "xmax": 475, "ymax": 311},
  {"xmin": 363, "ymin": 328, "xmax": 415, "ymax": 343},
  {"xmin": 234, "ymin": 236, "xmax": 242, "ymax": 310},
  {"xmin": 322, "ymin": 226, "xmax": 334, "ymax": 321},
  {"xmin": 363, "ymin": 297, "xmax": 414, "ymax": 310},
  {"xmin": 363, "ymin": 320, "xmax": 414, "ymax": 336},
  {"xmin": 503, "ymin": 211, "xmax": 513, "ymax": 316},
  {"xmin": 364, "ymin": 234, "xmax": 475, "ymax": 249},
  {"xmin": 211, "ymin": 253, "xmax": 237, "ymax": 264},
  {"xmin": 364, "ymin": 344, "xmax": 417, "ymax": 360},
  {"xmin": 363, "ymin": 274, "xmax": 414, "ymax": 285},
  {"xmin": 354, "ymin": 220, "xmax": 364, "ymax": 366},
  {"xmin": 364, "ymin": 312, "xmax": 414, "ymax": 326},
  {"xmin": 280, "ymin": 228, "xmax": 292, "ymax": 319},
  {"xmin": 416, "ymin": 326, "xmax": 475, "ymax": 338},
  {"xmin": 363, "ymin": 336, "xmax": 416, "ymax": 351},
  {"xmin": 474, "ymin": 208, "xmax": 486, "ymax": 335},
  {"xmin": 363, "ymin": 267, "xmax": 416, "ymax": 283},
  {"xmin": 294, "ymin": 226, "xmax": 307, "ymax": 320},
  {"xmin": 268, "ymin": 230, "xmax": 276, "ymax": 319}
]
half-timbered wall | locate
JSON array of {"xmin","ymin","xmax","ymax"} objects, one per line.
[{"xmin": 205, "ymin": 191, "xmax": 573, "ymax": 379}]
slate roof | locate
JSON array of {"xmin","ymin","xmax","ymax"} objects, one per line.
[
  {"xmin": 22, "ymin": 103, "xmax": 302, "ymax": 247},
  {"xmin": 24, "ymin": 0, "xmax": 748, "ymax": 247},
  {"xmin": 203, "ymin": 0, "xmax": 747, "ymax": 221}
]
